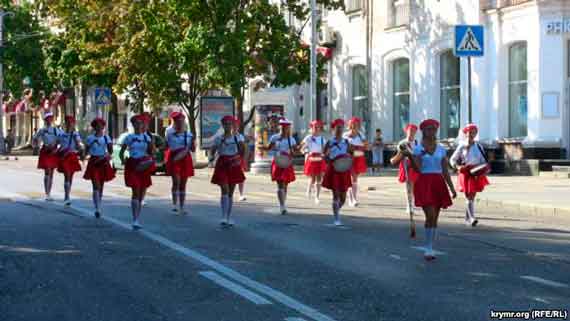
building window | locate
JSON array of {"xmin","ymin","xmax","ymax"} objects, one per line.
[
  {"xmin": 345, "ymin": 0, "xmax": 363, "ymax": 13},
  {"xmin": 393, "ymin": 58, "xmax": 410, "ymax": 139},
  {"xmin": 440, "ymin": 50, "xmax": 461, "ymax": 139},
  {"xmin": 509, "ymin": 42, "xmax": 528, "ymax": 138},
  {"xmin": 387, "ymin": 0, "xmax": 410, "ymax": 29},
  {"xmin": 352, "ymin": 65, "xmax": 370, "ymax": 136}
]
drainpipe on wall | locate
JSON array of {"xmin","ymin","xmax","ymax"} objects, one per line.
[{"xmin": 366, "ymin": 0, "xmax": 373, "ymax": 140}]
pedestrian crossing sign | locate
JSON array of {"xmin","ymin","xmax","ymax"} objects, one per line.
[{"xmin": 454, "ymin": 25, "xmax": 484, "ymax": 57}]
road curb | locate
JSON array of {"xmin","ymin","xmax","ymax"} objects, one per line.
[{"xmin": 475, "ymin": 198, "xmax": 570, "ymax": 220}]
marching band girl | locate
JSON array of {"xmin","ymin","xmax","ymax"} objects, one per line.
[
  {"xmin": 232, "ymin": 117, "xmax": 248, "ymax": 202},
  {"xmin": 164, "ymin": 116, "xmax": 176, "ymax": 209},
  {"xmin": 34, "ymin": 112, "xmax": 61, "ymax": 201},
  {"xmin": 57, "ymin": 116, "xmax": 83, "ymax": 206},
  {"xmin": 259, "ymin": 118, "xmax": 299, "ymax": 215},
  {"xmin": 343, "ymin": 117, "xmax": 368, "ymax": 207},
  {"xmin": 322, "ymin": 119, "xmax": 353, "ymax": 226},
  {"xmin": 166, "ymin": 112, "xmax": 195, "ymax": 214},
  {"xmin": 450, "ymin": 124, "xmax": 490, "ymax": 227},
  {"xmin": 120, "ymin": 115, "xmax": 156, "ymax": 230},
  {"xmin": 210, "ymin": 115, "xmax": 246, "ymax": 227},
  {"xmin": 83, "ymin": 118, "xmax": 115, "ymax": 217},
  {"xmin": 301, "ymin": 120, "xmax": 326, "ymax": 204},
  {"xmin": 390, "ymin": 124, "xmax": 420, "ymax": 238},
  {"xmin": 406, "ymin": 119, "xmax": 457, "ymax": 261}
]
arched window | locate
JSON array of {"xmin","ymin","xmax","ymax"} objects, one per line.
[
  {"xmin": 440, "ymin": 50, "xmax": 461, "ymax": 138},
  {"xmin": 509, "ymin": 42, "xmax": 528, "ymax": 137},
  {"xmin": 393, "ymin": 58, "xmax": 410, "ymax": 139}
]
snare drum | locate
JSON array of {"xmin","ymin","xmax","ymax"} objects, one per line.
[
  {"xmin": 308, "ymin": 152, "xmax": 323, "ymax": 162},
  {"xmin": 333, "ymin": 154, "xmax": 353, "ymax": 173},
  {"xmin": 275, "ymin": 152, "xmax": 292, "ymax": 169},
  {"xmin": 135, "ymin": 158, "xmax": 155, "ymax": 172},
  {"xmin": 470, "ymin": 163, "xmax": 490, "ymax": 176}
]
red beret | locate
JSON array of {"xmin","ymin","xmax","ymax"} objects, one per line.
[
  {"xmin": 310, "ymin": 120, "xmax": 323, "ymax": 128},
  {"xmin": 462, "ymin": 123, "xmax": 478, "ymax": 134},
  {"xmin": 91, "ymin": 118, "xmax": 106, "ymax": 128},
  {"xmin": 64, "ymin": 115, "xmax": 76, "ymax": 124},
  {"xmin": 348, "ymin": 117, "xmax": 361, "ymax": 126},
  {"xmin": 404, "ymin": 124, "xmax": 418, "ymax": 132},
  {"xmin": 331, "ymin": 118, "xmax": 345, "ymax": 129},
  {"xmin": 140, "ymin": 112, "xmax": 152, "ymax": 124},
  {"xmin": 130, "ymin": 114, "xmax": 143, "ymax": 124},
  {"xmin": 419, "ymin": 119, "xmax": 440, "ymax": 130},
  {"xmin": 233, "ymin": 116, "xmax": 241, "ymax": 125},
  {"xmin": 279, "ymin": 118, "xmax": 292, "ymax": 126},
  {"xmin": 221, "ymin": 115, "xmax": 235, "ymax": 124},
  {"xmin": 170, "ymin": 111, "xmax": 184, "ymax": 120}
]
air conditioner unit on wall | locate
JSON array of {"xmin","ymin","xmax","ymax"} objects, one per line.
[{"xmin": 319, "ymin": 25, "xmax": 337, "ymax": 47}]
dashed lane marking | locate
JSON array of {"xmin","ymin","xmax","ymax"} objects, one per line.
[
  {"xmin": 22, "ymin": 198, "xmax": 339, "ymax": 321},
  {"xmin": 199, "ymin": 271, "xmax": 272, "ymax": 305},
  {"xmin": 520, "ymin": 276, "xmax": 569, "ymax": 289},
  {"xmin": 410, "ymin": 246, "xmax": 447, "ymax": 256}
]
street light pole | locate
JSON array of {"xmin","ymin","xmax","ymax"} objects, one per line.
[
  {"xmin": 0, "ymin": 10, "xmax": 14, "ymax": 155},
  {"xmin": 309, "ymin": 0, "xmax": 318, "ymax": 122}
]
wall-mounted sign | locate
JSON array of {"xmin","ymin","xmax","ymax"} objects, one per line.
[
  {"xmin": 546, "ymin": 20, "xmax": 570, "ymax": 34},
  {"xmin": 199, "ymin": 96, "xmax": 234, "ymax": 149}
]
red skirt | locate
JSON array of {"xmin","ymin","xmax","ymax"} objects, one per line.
[
  {"xmin": 322, "ymin": 163, "xmax": 352, "ymax": 192},
  {"xmin": 414, "ymin": 173, "xmax": 453, "ymax": 209},
  {"xmin": 37, "ymin": 146, "xmax": 59, "ymax": 170},
  {"xmin": 57, "ymin": 152, "xmax": 82, "ymax": 175},
  {"xmin": 124, "ymin": 157, "xmax": 155, "ymax": 189},
  {"xmin": 271, "ymin": 159, "xmax": 296, "ymax": 183},
  {"xmin": 164, "ymin": 148, "xmax": 171, "ymax": 164},
  {"xmin": 398, "ymin": 160, "xmax": 420, "ymax": 183},
  {"xmin": 166, "ymin": 149, "xmax": 195, "ymax": 179},
  {"xmin": 304, "ymin": 154, "xmax": 326, "ymax": 176},
  {"xmin": 83, "ymin": 156, "xmax": 116, "ymax": 184},
  {"xmin": 352, "ymin": 155, "xmax": 367, "ymax": 174},
  {"xmin": 211, "ymin": 155, "xmax": 246, "ymax": 185},
  {"xmin": 458, "ymin": 172, "xmax": 489, "ymax": 194}
]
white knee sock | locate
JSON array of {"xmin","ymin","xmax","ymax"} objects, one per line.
[
  {"xmin": 131, "ymin": 199, "xmax": 139, "ymax": 221},
  {"xmin": 277, "ymin": 189, "xmax": 285, "ymax": 209},
  {"xmin": 64, "ymin": 181, "xmax": 71, "ymax": 201},
  {"xmin": 93, "ymin": 190, "xmax": 100, "ymax": 211},
  {"xmin": 221, "ymin": 195, "xmax": 229, "ymax": 219},
  {"xmin": 333, "ymin": 200, "xmax": 340, "ymax": 221},
  {"xmin": 44, "ymin": 175, "xmax": 50, "ymax": 196},
  {"xmin": 425, "ymin": 228, "xmax": 433, "ymax": 251},
  {"xmin": 172, "ymin": 188, "xmax": 178, "ymax": 207},
  {"xmin": 352, "ymin": 182, "xmax": 358, "ymax": 202},
  {"xmin": 239, "ymin": 183, "xmax": 245, "ymax": 197},
  {"xmin": 228, "ymin": 196, "xmax": 233, "ymax": 220},
  {"xmin": 315, "ymin": 183, "xmax": 321, "ymax": 200},
  {"xmin": 468, "ymin": 200, "xmax": 475, "ymax": 219},
  {"xmin": 306, "ymin": 181, "xmax": 313, "ymax": 197},
  {"xmin": 178, "ymin": 191, "xmax": 186, "ymax": 211}
]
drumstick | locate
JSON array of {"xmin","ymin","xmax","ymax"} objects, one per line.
[{"xmin": 403, "ymin": 159, "xmax": 416, "ymax": 239}]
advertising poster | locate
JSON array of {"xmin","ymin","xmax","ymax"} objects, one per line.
[
  {"xmin": 200, "ymin": 96, "xmax": 234, "ymax": 149},
  {"xmin": 254, "ymin": 105, "xmax": 284, "ymax": 160}
]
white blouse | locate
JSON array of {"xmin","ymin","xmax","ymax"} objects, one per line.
[
  {"xmin": 302, "ymin": 135, "xmax": 326, "ymax": 154},
  {"xmin": 450, "ymin": 143, "xmax": 487, "ymax": 167}
]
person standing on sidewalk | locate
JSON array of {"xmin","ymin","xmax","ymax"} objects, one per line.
[
  {"xmin": 450, "ymin": 124, "xmax": 490, "ymax": 227},
  {"xmin": 322, "ymin": 119, "xmax": 353, "ymax": 226},
  {"xmin": 300, "ymin": 120, "xmax": 327, "ymax": 204},
  {"xmin": 166, "ymin": 112, "xmax": 195, "ymax": 215},
  {"xmin": 390, "ymin": 124, "xmax": 420, "ymax": 238},
  {"xmin": 406, "ymin": 119, "xmax": 457, "ymax": 261},
  {"xmin": 343, "ymin": 117, "xmax": 368, "ymax": 207},
  {"xmin": 120, "ymin": 115, "xmax": 156, "ymax": 230},
  {"xmin": 33, "ymin": 112, "xmax": 61, "ymax": 201},
  {"xmin": 210, "ymin": 115, "xmax": 246, "ymax": 227},
  {"xmin": 259, "ymin": 118, "xmax": 299, "ymax": 215},
  {"xmin": 57, "ymin": 116, "xmax": 84, "ymax": 206},
  {"xmin": 84, "ymin": 118, "xmax": 115, "ymax": 218},
  {"xmin": 371, "ymin": 129, "xmax": 384, "ymax": 173}
]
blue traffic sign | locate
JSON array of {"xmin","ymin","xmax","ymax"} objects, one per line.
[
  {"xmin": 454, "ymin": 25, "xmax": 484, "ymax": 57},
  {"xmin": 94, "ymin": 87, "xmax": 112, "ymax": 107}
]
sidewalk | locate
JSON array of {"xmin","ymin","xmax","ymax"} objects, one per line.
[{"xmin": 358, "ymin": 173, "xmax": 570, "ymax": 220}]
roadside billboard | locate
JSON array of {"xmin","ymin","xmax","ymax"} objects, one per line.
[{"xmin": 200, "ymin": 96, "xmax": 234, "ymax": 149}]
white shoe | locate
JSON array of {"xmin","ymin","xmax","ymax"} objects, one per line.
[
  {"xmin": 314, "ymin": 198, "xmax": 320, "ymax": 205},
  {"xmin": 239, "ymin": 196, "xmax": 247, "ymax": 201},
  {"xmin": 141, "ymin": 201, "xmax": 146, "ymax": 207},
  {"xmin": 280, "ymin": 208, "xmax": 288, "ymax": 215},
  {"xmin": 220, "ymin": 219, "xmax": 229, "ymax": 227},
  {"xmin": 334, "ymin": 219, "xmax": 344, "ymax": 227},
  {"xmin": 45, "ymin": 196, "xmax": 54, "ymax": 202},
  {"xmin": 424, "ymin": 249, "xmax": 436, "ymax": 261},
  {"xmin": 227, "ymin": 219, "xmax": 235, "ymax": 226},
  {"xmin": 64, "ymin": 200, "xmax": 71, "ymax": 206},
  {"xmin": 132, "ymin": 221, "xmax": 142, "ymax": 230}
]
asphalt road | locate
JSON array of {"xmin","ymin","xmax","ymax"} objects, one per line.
[{"xmin": 0, "ymin": 159, "xmax": 569, "ymax": 321}]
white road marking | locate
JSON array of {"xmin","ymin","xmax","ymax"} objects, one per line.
[
  {"xmin": 23, "ymin": 199, "xmax": 338, "ymax": 321},
  {"xmin": 520, "ymin": 276, "xmax": 569, "ymax": 289},
  {"xmin": 199, "ymin": 271, "xmax": 272, "ymax": 305},
  {"xmin": 410, "ymin": 246, "xmax": 446, "ymax": 255},
  {"xmin": 389, "ymin": 254, "xmax": 404, "ymax": 260}
]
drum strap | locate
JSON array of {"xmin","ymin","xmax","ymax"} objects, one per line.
[{"xmin": 476, "ymin": 143, "xmax": 488, "ymax": 163}]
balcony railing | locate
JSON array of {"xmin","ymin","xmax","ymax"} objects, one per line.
[
  {"xmin": 480, "ymin": 0, "xmax": 533, "ymax": 10},
  {"xmin": 386, "ymin": 1, "xmax": 410, "ymax": 29}
]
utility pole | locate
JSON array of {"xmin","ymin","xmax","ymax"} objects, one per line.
[
  {"xmin": 309, "ymin": 0, "xmax": 318, "ymax": 121},
  {"xmin": 0, "ymin": 10, "xmax": 13, "ymax": 155}
]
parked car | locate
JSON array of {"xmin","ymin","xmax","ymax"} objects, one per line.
[{"xmin": 112, "ymin": 132, "xmax": 167, "ymax": 174}]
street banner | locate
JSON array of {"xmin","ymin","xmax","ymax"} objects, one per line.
[
  {"xmin": 200, "ymin": 96, "xmax": 234, "ymax": 149},
  {"xmin": 254, "ymin": 105, "xmax": 284, "ymax": 160}
]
